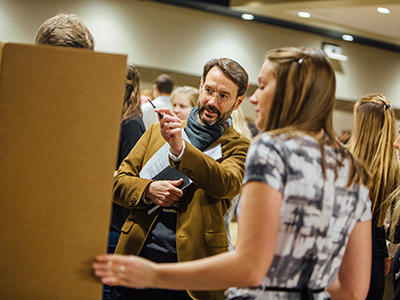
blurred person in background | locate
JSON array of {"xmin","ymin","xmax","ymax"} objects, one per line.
[
  {"xmin": 348, "ymin": 93, "xmax": 400, "ymax": 300},
  {"xmin": 141, "ymin": 74, "xmax": 174, "ymax": 128},
  {"xmin": 171, "ymin": 86, "xmax": 199, "ymax": 121},
  {"xmin": 140, "ymin": 89, "xmax": 153, "ymax": 105}
]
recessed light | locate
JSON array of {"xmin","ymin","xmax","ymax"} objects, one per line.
[
  {"xmin": 298, "ymin": 12, "xmax": 311, "ymax": 18},
  {"xmin": 342, "ymin": 34, "xmax": 354, "ymax": 42},
  {"xmin": 241, "ymin": 13, "xmax": 254, "ymax": 21},
  {"xmin": 377, "ymin": 7, "xmax": 390, "ymax": 14}
]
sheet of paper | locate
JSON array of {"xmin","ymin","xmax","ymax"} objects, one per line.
[
  {"xmin": 139, "ymin": 131, "xmax": 191, "ymax": 180},
  {"xmin": 203, "ymin": 143, "xmax": 222, "ymax": 161},
  {"xmin": 139, "ymin": 130, "xmax": 222, "ymax": 215},
  {"xmin": 139, "ymin": 142, "xmax": 170, "ymax": 180}
]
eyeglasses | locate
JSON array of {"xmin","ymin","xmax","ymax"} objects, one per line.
[{"xmin": 201, "ymin": 87, "xmax": 232, "ymax": 102}]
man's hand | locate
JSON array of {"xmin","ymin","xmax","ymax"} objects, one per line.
[
  {"xmin": 155, "ymin": 108, "xmax": 183, "ymax": 156},
  {"xmin": 145, "ymin": 179, "xmax": 184, "ymax": 207}
]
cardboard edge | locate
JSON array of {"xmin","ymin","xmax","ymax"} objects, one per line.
[{"xmin": 0, "ymin": 43, "xmax": 4, "ymax": 82}]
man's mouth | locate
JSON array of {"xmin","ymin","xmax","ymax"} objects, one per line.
[{"xmin": 204, "ymin": 107, "xmax": 219, "ymax": 117}]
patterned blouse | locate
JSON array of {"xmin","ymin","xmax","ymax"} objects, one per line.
[{"xmin": 225, "ymin": 133, "xmax": 371, "ymax": 300}]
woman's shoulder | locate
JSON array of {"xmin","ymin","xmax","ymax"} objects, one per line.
[
  {"xmin": 253, "ymin": 131, "xmax": 318, "ymax": 151},
  {"xmin": 122, "ymin": 116, "xmax": 145, "ymax": 127}
]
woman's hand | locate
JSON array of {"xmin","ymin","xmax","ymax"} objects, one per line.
[{"xmin": 93, "ymin": 255, "xmax": 157, "ymax": 289}]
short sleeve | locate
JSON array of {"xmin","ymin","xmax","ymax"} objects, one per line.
[
  {"xmin": 243, "ymin": 135, "xmax": 286, "ymax": 194},
  {"xmin": 357, "ymin": 185, "xmax": 372, "ymax": 222}
]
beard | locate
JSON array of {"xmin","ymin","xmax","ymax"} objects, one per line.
[{"xmin": 197, "ymin": 100, "xmax": 236, "ymax": 127}]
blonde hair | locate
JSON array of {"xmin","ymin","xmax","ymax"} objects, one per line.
[
  {"xmin": 263, "ymin": 47, "xmax": 368, "ymax": 187},
  {"xmin": 232, "ymin": 107, "xmax": 252, "ymax": 140},
  {"xmin": 170, "ymin": 86, "xmax": 199, "ymax": 108},
  {"xmin": 349, "ymin": 94, "xmax": 400, "ymax": 229}
]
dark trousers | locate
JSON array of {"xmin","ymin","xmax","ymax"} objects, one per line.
[
  {"xmin": 393, "ymin": 246, "xmax": 400, "ymax": 300},
  {"xmin": 366, "ymin": 255, "xmax": 385, "ymax": 300},
  {"xmin": 110, "ymin": 212, "xmax": 192, "ymax": 300}
]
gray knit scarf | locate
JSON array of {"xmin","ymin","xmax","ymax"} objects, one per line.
[{"xmin": 184, "ymin": 107, "xmax": 232, "ymax": 151}]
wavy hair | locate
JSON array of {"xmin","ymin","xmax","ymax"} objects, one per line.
[
  {"xmin": 348, "ymin": 94, "xmax": 400, "ymax": 228},
  {"xmin": 121, "ymin": 64, "xmax": 142, "ymax": 121}
]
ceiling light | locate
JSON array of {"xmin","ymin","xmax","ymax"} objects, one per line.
[
  {"xmin": 377, "ymin": 7, "xmax": 390, "ymax": 14},
  {"xmin": 342, "ymin": 35, "xmax": 354, "ymax": 42},
  {"xmin": 323, "ymin": 43, "xmax": 348, "ymax": 62},
  {"xmin": 298, "ymin": 12, "xmax": 311, "ymax": 18},
  {"xmin": 241, "ymin": 13, "xmax": 254, "ymax": 21}
]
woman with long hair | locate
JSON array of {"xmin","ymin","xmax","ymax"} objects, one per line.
[
  {"xmin": 94, "ymin": 47, "xmax": 372, "ymax": 300},
  {"xmin": 117, "ymin": 64, "xmax": 146, "ymax": 169},
  {"xmin": 110, "ymin": 64, "xmax": 146, "ymax": 250},
  {"xmin": 348, "ymin": 94, "xmax": 400, "ymax": 300},
  {"xmin": 104, "ymin": 64, "xmax": 146, "ymax": 300}
]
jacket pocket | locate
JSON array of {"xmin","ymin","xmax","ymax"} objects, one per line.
[
  {"xmin": 205, "ymin": 230, "xmax": 229, "ymax": 248},
  {"xmin": 121, "ymin": 219, "xmax": 134, "ymax": 234}
]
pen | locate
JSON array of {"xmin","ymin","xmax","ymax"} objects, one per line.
[{"xmin": 147, "ymin": 98, "xmax": 164, "ymax": 119}]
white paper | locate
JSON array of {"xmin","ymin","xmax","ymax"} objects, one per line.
[
  {"xmin": 139, "ymin": 142, "xmax": 170, "ymax": 180},
  {"xmin": 203, "ymin": 143, "xmax": 222, "ymax": 161},
  {"xmin": 139, "ymin": 131, "xmax": 191, "ymax": 180},
  {"xmin": 139, "ymin": 131, "xmax": 222, "ymax": 215}
]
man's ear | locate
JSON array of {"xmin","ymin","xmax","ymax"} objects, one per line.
[
  {"xmin": 234, "ymin": 95, "xmax": 245, "ymax": 110},
  {"xmin": 199, "ymin": 79, "xmax": 203, "ymax": 90},
  {"xmin": 152, "ymin": 84, "xmax": 159, "ymax": 98}
]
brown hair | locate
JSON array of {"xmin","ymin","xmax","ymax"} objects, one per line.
[
  {"xmin": 154, "ymin": 74, "xmax": 174, "ymax": 94},
  {"xmin": 35, "ymin": 13, "xmax": 95, "ymax": 50},
  {"xmin": 263, "ymin": 47, "xmax": 368, "ymax": 187},
  {"xmin": 121, "ymin": 64, "xmax": 142, "ymax": 121},
  {"xmin": 202, "ymin": 58, "xmax": 248, "ymax": 98}
]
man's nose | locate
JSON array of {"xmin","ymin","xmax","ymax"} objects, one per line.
[{"xmin": 207, "ymin": 94, "xmax": 219, "ymax": 106}]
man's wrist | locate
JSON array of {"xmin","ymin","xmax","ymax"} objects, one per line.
[
  {"xmin": 142, "ymin": 185, "xmax": 153, "ymax": 205},
  {"xmin": 170, "ymin": 148, "xmax": 180, "ymax": 157},
  {"xmin": 169, "ymin": 142, "xmax": 185, "ymax": 162}
]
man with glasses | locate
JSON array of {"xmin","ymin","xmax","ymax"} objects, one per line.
[{"xmin": 111, "ymin": 58, "xmax": 250, "ymax": 300}]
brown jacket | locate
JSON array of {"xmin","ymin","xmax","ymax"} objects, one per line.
[{"xmin": 113, "ymin": 121, "xmax": 250, "ymax": 300}]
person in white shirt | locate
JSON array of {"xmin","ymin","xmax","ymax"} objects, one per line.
[{"xmin": 141, "ymin": 74, "xmax": 174, "ymax": 128}]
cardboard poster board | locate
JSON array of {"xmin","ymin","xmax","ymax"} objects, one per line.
[{"xmin": 0, "ymin": 43, "xmax": 127, "ymax": 299}]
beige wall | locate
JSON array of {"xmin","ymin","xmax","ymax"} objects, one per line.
[{"xmin": 1, "ymin": 0, "xmax": 399, "ymax": 135}]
